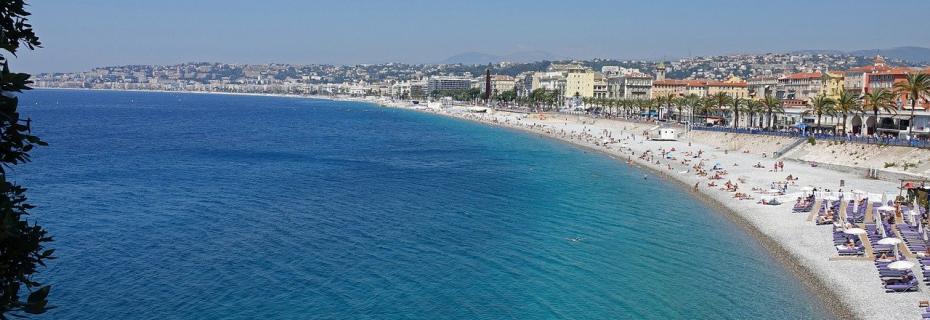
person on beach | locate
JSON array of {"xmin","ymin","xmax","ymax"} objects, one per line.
[{"xmin": 844, "ymin": 239, "xmax": 856, "ymax": 249}]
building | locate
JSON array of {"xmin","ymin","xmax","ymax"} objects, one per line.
[
  {"xmin": 748, "ymin": 75, "xmax": 778, "ymax": 99},
  {"xmin": 514, "ymin": 72, "xmax": 534, "ymax": 97},
  {"xmin": 652, "ymin": 78, "xmax": 747, "ymax": 99},
  {"xmin": 593, "ymin": 72, "xmax": 608, "ymax": 98},
  {"xmin": 427, "ymin": 76, "xmax": 473, "ymax": 92},
  {"xmin": 845, "ymin": 55, "xmax": 892, "ymax": 96},
  {"xmin": 656, "ymin": 62, "xmax": 667, "ymax": 81},
  {"xmin": 563, "ymin": 66, "xmax": 595, "ymax": 99},
  {"xmin": 651, "ymin": 79, "xmax": 691, "ymax": 98},
  {"xmin": 777, "ymin": 72, "xmax": 823, "ymax": 101},
  {"xmin": 607, "ymin": 70, "xmax": 653, "ymax": 99},
  {"xmin": 531, "ymin": 71, "xmax": 565, "ymax": 93},
  {"xmin": 487, "ymin": 75, "xmax": 516, "ymax": 96},
  {"xmin": 821, "ymin": 71, "xmax": 845, "ymax": 99},
  {"xmin": 706, "ymin": 77, "xmax": 750, "ymax": 99},
  {"xmin": 409, "ymin": 80, "xmax": 428, "ymax": 98}
]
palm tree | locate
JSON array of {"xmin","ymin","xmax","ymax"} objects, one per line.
[
  {"xmin": 863, "ymin": 88, "xmax": 896, "ymax": 117},
  {"xmin": 673, "ymin": 96, "xmax": 685, "ymax": 123},
  {"xmin": 681, "ymin": 93, "xmax": 701, "ymax": 126},
  {"xmin": 762, "ymin": 95, "xmax": 783, "ymax": 130},
  {"xmin": 744, "ymin": 99, "xmax": 762, "ymax": 129},
  {"xmin": 729, "ymin": 97, "xmax": 743, "ymax": 128},
  {"xmin": 808, "ymin": 94, "xmax": 836, "ymax": 133},
  {"xmin": 699, "ymin": 96, "xmax": 718, "ymax": 125},
  {"xmin": 658, "ymin": 94, "xmax": 675, "ymax": 121},
  {"xmin": 611, "ymin": 99, "xmax": 620, "ymax": 118},
  {"xmin": 833, "ymin": 90, "xmax": 861, "ymax": 136},
  {"xmin": 581, "ymin": 97, "xmax": 592, "ymax": 113},
  {"xmin": 894, "ymin": 72, "xmax": 930, "ymax": 135},
  {"xmin": 710, "ymin": 92, "xmax": 731, "ymax": 126}
]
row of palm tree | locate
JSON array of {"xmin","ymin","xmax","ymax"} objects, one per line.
[
  {"xmin": 802, "ymin": 71, "xmax": 930, "ymax": 136},
  {"xmin": 570, "ymin": 92, "xmax": 787, "ymax": 130},
  {"xmin": 494, "ymin": 71, "xmax": 930, "ymax": 135}
]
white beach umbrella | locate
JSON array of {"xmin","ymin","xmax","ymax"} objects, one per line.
[
  {"xmin": 887, "ymin": 260, "xmax": 915, "ymax": 271},
  {"xmin": 909, "ymin": 210, "xmax": 921, "ymax": 226},
  {"xmin": 881, "ymin": 193, "xmax": 888, "ymax": 206},
  {"xmin": 876, "ymin": 216, "xmax": 886, "ymax": 238},
  {"xmin": 878, "ymin": 237, "xmax": 903, "ymax": 259},
  {"xmin": 852, "ymin": 189, "xmax": 867, "ymax": 195},
  {"xmin": 801, "ymin": 186, "xmax": 815, "ymax": 191},
  {"xmin": 843, "ymin": 228, "xmax": 866, "ymax": 235},
  {"xmin": 877, "ymin": 237, "xmax": 903, "ymax": 245}
]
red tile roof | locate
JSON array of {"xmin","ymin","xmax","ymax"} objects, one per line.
[
  {"xmin": 652, "ymin": 79, "xmax": 690, "ymax": 86},
  {"xmin": 705, "ymin": 81, "xmax": 748, "ymax": 87},
  {"xmin": 783, "ymin": 72, "xmax": 822, "ymax": 80},
  {"xmin": 654, "ymin": 79, "xmax": 747, "ymax": 87},
  {"xmin": 847, "ymin": 65, "xmax": 893, "ymax": 73}
]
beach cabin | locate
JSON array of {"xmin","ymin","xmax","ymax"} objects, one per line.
[{"xmin": 650, "ymin": 128, "xmax": 678, "ymax": 141}]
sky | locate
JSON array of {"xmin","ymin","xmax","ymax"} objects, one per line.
[{"xmin": 12, "ymin": 0, "xmax": 930, "ymax": 73}]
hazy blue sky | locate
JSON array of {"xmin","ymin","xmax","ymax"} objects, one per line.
[{"xmin": 13, "ymin": 0, "xmax": 930, "ymax": 73}]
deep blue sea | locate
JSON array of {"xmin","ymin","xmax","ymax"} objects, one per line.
[{"xmin": 15, "ymin": 89, "xmax": 830, "ymax": 319}]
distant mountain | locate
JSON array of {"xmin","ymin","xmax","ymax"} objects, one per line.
[
  {"xmin": 849, "ymin": 46, "xmax": 930, "ymax": 63},
  {"xmin": 441, "ymin": 50, "xmax": 560, "ymax": 65},
  {"xmin": 790, "ymin": 49, "xmax": 845, "ymax": 55},
  {"xmin": 792, "ymin": 46, "xmax": 930, "ymax": 63}
]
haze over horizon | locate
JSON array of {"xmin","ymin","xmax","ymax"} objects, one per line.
[{"xmin": 14, "ymin": 0, "xmax": 930, "ymax": 73}]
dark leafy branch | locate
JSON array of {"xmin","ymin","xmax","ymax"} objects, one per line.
[{"xmin": 0, "ymin": 1, "xmax": 52, "ymax": 319}]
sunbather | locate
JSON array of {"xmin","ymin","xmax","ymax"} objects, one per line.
[
  {"xmin": 817, "ymin": 212, "xmax": 834, "ymax": 225},
  {"xmin": 844, "ymin": 239, "xmax": 856, "ymax": 249}
]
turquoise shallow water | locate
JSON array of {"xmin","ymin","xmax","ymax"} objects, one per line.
[{"xmin": 16, "ymin": 89, "xmax": 831, "ymax": 319}]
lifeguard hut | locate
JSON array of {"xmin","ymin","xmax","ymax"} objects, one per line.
[{"xmin": 649, "ymin": 127, "xmax": 678, "ymax": 141}]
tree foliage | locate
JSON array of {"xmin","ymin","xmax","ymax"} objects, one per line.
[
  {"xmin": 0, "ymin": 1, "xmax": 52, "ymax": 318},
  {"xmin": 894, "ymin": 72, "xmax": 930, "ymax": 135}
]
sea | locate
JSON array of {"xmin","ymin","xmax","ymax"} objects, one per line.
[{"xmin": 15, "ymin": 89, "xmax": 831, "ymax": 319}]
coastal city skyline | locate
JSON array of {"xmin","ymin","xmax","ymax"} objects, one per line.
[
  {"xmin": 34, "ymin": 47, "xmax": 930, "ymax": 150},
  {"xmin": 14, "ymin": 0, "xmax": 930, "ymax": 73}
]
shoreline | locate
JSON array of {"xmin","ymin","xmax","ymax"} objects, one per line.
[
  {"xmin": 412, "ymin": 106, "xmax": 857, "ymax": 319},
  {"xmin": 34, "ymin": 88, "xmax": 917, "ymax": 319},
  {"xmin": 359, "ymin": 99, "xmax": 914, "ymax": 320}
]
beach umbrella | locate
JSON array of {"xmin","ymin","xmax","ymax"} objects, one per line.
[
  {"xmin": 877, "ymin": 205, "xmax": 895, "ymax": 212},
  {"xmin": 801, "ymin": 186, "xmax": 814, "ymax": 191},
  {"xmin": 876, "ymin": 213, "xmax": 885, "ymax": 237},
  {"xmin": 877, "ymin": 237, "xmax": 903, "ymax": 259},
  {"xmin": 887, "ymin": 260, "xmax": 915, "ymax": 271},
  {"xmin": 877, "ymin": 237, "xmax": 902, "ymax": 245},
  {"xmin": 843, "ymin": 228, "xmax": 866, "ymax": 235},
  {"xmin": 909, "ymin": 210, "xmax": 921, "ymax": 226},
  {"xmin": 881, "ymin": 193, "xmax": 888, "ymax": 206}
]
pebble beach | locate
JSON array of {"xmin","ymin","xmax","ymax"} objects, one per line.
[{"xmin": 358, "ymin": 98, "xmax": 924, "ymax": 320}]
